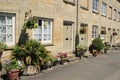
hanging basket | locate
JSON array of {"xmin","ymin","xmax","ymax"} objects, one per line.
[
  {"xmin": 80, "ymin": 28, "xmax": 87, "ymax": 34},
  {"xmin": 113, "ymin": 32, "xmax": 117, "ymax": 35}
]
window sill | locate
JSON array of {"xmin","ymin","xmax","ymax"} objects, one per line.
[
  {"xmin": 113, "ymin": 19, "xmax": 116, "ymax": 21},
  {"xmin": 101, "ymin": 14, "xmax": 107, "ymax": 17},
  {"xmin": 81, "ymin": 6, "xmax": 89, "ymax": 11},
  {"xmin": 63, "ymin": 0, "xmax": 75, "ymax": 6},
  {"xmin": 108, "ymin": 17, "xmax": 112, "ymax": 20},
  {"xmin": 43, "ymin": 43, "xmax": 54, "ymax": 46},
  {"xmin": 92, "ymin": 10, "xmax": 99, "ymax": 14}
]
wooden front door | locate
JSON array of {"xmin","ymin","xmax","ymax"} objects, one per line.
[{"xmin": 63, "ymin": 21, "xmax": 73, "ymax": 52}]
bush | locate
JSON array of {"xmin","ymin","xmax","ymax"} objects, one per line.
[
  {"xmin": 89, "ymin": 38, "xmax": 104, "ymax": 52},
  {"xmin": 12, "ymin": 39, "xmax": 49, "ymax": 66}
]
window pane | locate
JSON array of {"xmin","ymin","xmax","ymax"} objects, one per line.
[
  {"xmin": 93, "ymin": 0, "xmax": 98, "ymax": 11},
  {"xmin": 43, "ymin": 34, "xmax": 47, "ymax": 41},
  {"xmin": 0, "ymin": 16, "xmax": 5, "ymax": 24},
  {"xmin": 0, "ymin": 34, "xmax": 6, "ymax": 42},
  {"xmin": 6, "ymin": 34, "xmax": 12, "ymax": 42},
  {"xmin": 0, "ymin": 25, "xmax": 6, "ymax": 33},
  {"xmin": 7, "ymin": 16, "xmax": 12, "ymax": 24},
  {"xmin": 6, "ymin": 25, "xmax": 12, "ymax": 33}
]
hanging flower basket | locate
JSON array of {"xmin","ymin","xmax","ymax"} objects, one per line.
[
  {"xmin": 80, "ymin": 28, "xmax": 87, "ymax": 34},
  {"xmin": 113, "ymin": 32, "xmax": 117, "ymax": 35},
  {"xmin": 23, "ymin": 16, "xmax": 37, "ymax": 29},
  {"xmin": 101, "ymin": 30, "xmax": 106, "ymax": 34}
]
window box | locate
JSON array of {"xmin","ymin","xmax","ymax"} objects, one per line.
[{"xmin": 101, "ymin": 30, "xmax": 106, "ymax": 34}]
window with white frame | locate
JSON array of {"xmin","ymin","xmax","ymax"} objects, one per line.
[
  {"xmin": 92, "ymin": 0, "xmax": 99, "ymax": 12},
  {"xmin": 92, "ymin": 25, "xmax": 98, "ymax": 39},
  {"xmin": 0, "ymin": 13, "xmax": 15, "ymax": 46},
  {"xmin": 33, "ymin": 19, "xmax": 52, "ymax": 44},
  {"xmin": 102, "ymin": 2, "xmax": 107, "ymax": 16}
]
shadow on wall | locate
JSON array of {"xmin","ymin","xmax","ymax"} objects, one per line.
[{"xmin": 18, "ymin": 29, "xmax": 29, "ymax": 46}]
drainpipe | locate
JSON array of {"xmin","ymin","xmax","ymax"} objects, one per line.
[
  {"xmin": 75, "ymin": 0, "xmax": 79, "ymax": 54},
  {"xmin": 76, "ymin": 0, "xmax": 79, "ymax": 32}
]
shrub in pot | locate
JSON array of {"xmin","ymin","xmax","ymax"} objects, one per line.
[
  {"xmin": 12, "ymin": 39, "xmax": 51, "ymax": 75},
  {"xmin": 89, "ymin": 38, "xmax": 104, "ymax": 56}
]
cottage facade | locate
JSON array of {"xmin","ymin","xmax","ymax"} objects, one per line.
[
  {"xmin": 78, "ymin": 0, "xmax": 120, "ymax": 47},
  {"xmin": 0, "ymin": 0, "xmax": 76, "ymax": 55},
  {"xmin": 0, "ymin": 0, "xmax": 120, "ymax": 56}
]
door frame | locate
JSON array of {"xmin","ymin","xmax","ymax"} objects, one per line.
[{"xmin": 63, "ymin": 21, "xmax": 74, "ymax": 52}]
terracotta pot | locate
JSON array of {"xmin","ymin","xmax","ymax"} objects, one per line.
[{"xmin": 7, "ymin": 69, "xmax": 20, "ymax": 80}]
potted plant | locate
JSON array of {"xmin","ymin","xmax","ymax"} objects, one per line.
[
  {"xmin": 76, "ymin": 45, "xmax": 87, "ymax": 58},
  {"xmin": 3, "ymin": 59, "xmax": 25, "ymax": 80},
  {"xmin": 104, "ymin": 42, "xmax": 110, "ymax": 53},
  {"xmin": 12, "ymin": 39, "xmax": 50, "ymax": 75},
  {"xmin": 89, "ymin": 38, "xmax": 104, "ymax": 56}
]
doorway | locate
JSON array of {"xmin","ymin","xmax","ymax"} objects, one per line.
[{"xmin": 63, "ymin": 21, "xmax": 73, "ymax": 52}]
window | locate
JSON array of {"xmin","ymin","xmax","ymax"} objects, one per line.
[
  {"xmin": 100, "ymin": 27, "xmax": 106, "ymax": 39},
  {"xmin": 113, "ymin": 9, "xmax": 117, "ymax": 20},
  {"xmin": 108, "ymin": 6, "xmax": 112, "ymax": 19},
  {"xmin": 92, "ymin": 25, "xmax": 98, "ymax": 39},
  {"xmin": 92, "ymin": 0, "xmax": 99, "ymax": 12},
  {"xmin": 0, "ymin": 13, "xmax": 15, "ymax": 46},
  {"xmin": 80, "ymin": 0, "xmax": 89, "ymax": 10},
  {"xmin": 118, "ymin": 12, "xmax": 120, "ymax": 21},
  {"xmin": 102, "ymin": 2, "xmax": 107, "ymax": 16},
  {"xmin": 33, "ymin": 19, "xmax": 52, "ymax": 44}
]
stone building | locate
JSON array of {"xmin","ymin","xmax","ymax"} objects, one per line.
[
  {"xmin": 78, "ymin": 0, "xmax": 120, "ymax": 47},
  {"xmin": 0, "ymin": 0, "xmax": 120, "ymax": 57},
  {"xmin": 0, "ymin": 0, "xmax": 76, "ymax": 56}
]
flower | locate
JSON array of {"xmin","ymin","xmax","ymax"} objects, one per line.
[{"xmin": 3, "ymin": 59, "xmax": 25, "ymax": 71}]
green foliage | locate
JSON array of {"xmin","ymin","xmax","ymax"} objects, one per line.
[
  {"xmin": 104, "ymin": 45, "xmax": 110, "ymax": 50},
  {"xmin": 3, "ymin": 59, "xmax": 25, "ymax": 71},
  {"xmin": 23, "ymin": 17, "xmax": 37, "ymax": 29},
  {"xmin": 0, "ymin": 42, "xmax": 7, "ymax": 50},
  {"xmin": 90, "ymin": 38, "xmax": 104, "ymax": 51},
  {"xmin": 12, "ymin": 39, "xmax": 49, "ymax": 66},
  {"xmin": 76, "ymin": 45, "xmax": 87, "ymax": 51}
]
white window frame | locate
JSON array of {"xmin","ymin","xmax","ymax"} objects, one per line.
[
  {"xmin": 92, "ymin": 0, "xmax": 99, "ymax": 12},
  {"xmin": 0, "ymin": 13, "xmax": 15, "ymax": 46},
  {"xmin": 92, "ymin": 25, "xmax": 98, "ymax": 39},
  {"xmin": 102, "ymin": 2, "xmax": 107, "ymax": 16},
  {"xmin": 33, "ymin": 18, "xmax": 53, "ymax": 44}
]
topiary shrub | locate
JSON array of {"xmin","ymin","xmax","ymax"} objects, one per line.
[{"xmin": 89, "ymin": 38, "xmax": 104, "ymax": 53}]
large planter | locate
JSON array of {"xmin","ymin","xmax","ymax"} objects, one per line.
[
  {"xmin": 23, "ymin": 65, "xmax": 40, "ymax": 75},
  {"xmin": 7, "ymin": 69, "xmax": 20, "ymax": 80}
]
